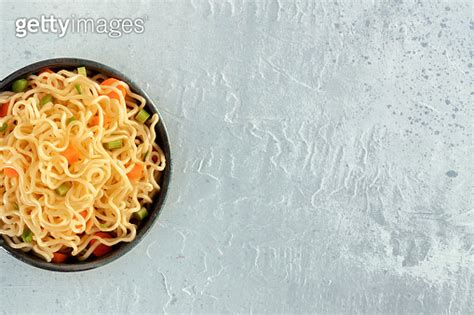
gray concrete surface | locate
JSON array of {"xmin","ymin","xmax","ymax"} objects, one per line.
[{"xmin": 0, "ymin": 0, "xmax": 473, "ymax": 314}]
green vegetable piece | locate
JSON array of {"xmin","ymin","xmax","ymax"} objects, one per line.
[
  {"xmin": 0, "ymin": 123, "xmax": 7, "ymax": 132},
  {"xmin": 12, "ymin": 79, "xmax": 28, "ymax": 93},
  {"xmin": 40, "ymin": 94, "xmax": 53, "ymax": 107},
  {"xmin": 67, "ymin": 116, "xmax": 76, "ymax": 125},
  {"xmin": 133, "ymin": 207, "xmax": 148, "ymax": 221},
  {"xmin": 56, "ymin": 182, "xmax": 71, "ymax": 196},
  {"xmin": 135, "ymin": 109, "xmax": 150, "ymax": 124},
  {"xmin": 77, "ymin": 67, "xmax": 87, "ymax": 76},
  {"xmin": 75, "ymin": 84, "xmax": 82, "ymax": 94},
  {"xmin": 22, "ymin": 228, "xmax": 33, "ymax": 243},
  {"xmin": 106, "ymin": 140, "xmax": 122, "ymax": 150}
]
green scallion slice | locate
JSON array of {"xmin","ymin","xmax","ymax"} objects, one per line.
[
  {"xmin": 133, "ymin": 207, "xmax": 148, "ymax": 221},
  {"xmin": 0, "ymin": 123, "xmax": 7, "ymax": 132},
  {"xmin": 40, "ymin": 94, "xmax": 53, "ymax": 107},
  {"xmin": 67, "ymin": 116, "xmax": 76, "ymax": 125},
  {"xmin": 22, "ymin": 228, "xmax": 33, "ymax": 243},
  {"xmin": 106, "ymin": 140, "xmax": 122, "ymax": 150},
  {"xmin": 56, "ymin": 182, "xmax": 71, "ymax": 196},
  {"xmin": 75, "ymin": 84, "xmax": 82, "ymax": 94},
  {"xmin": 12, "ymin": 79, "xmax": 28, "ymax": 93},
  {"xmin": 77, "ymin": 67, "xmax": 87, "ymax": 77},
  {"xmin": 135, "ymin": 109, "xmax": 150, "ymax": 124},
  {"xmin": 143, "ymin": 151, "xmax": 149, "ymax": 161},
  {"xmin": 13, "ymin": 203, "xmax": 19, "ymax": 210}
]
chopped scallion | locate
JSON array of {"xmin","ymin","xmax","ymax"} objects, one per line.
[
  {"xmin": 77, "ymin": 66, "xmax": 87, "ymax": 77},
  {"xmin": 67, "ymin": 116, "xmax": 76, "ymax": 125},
  {"xmin": 12, "ymin": 79, "xmax": 28, "ymax": 93},
  {"xmin": 75, "ymin": 84, "xmax": 82, "ymax": 94},
  {"xmin": 106, "ymin": 140, "xmax": 122, "ymax": 150},
  {"xmin": 56, "ymin": 182, "xmax": 71, "ymax": 196},
  {"xmin": 143, "ymin": 151, "xmax": 149, "ymax": 161},
  {"xmin": 135, "ymin": 109, "xmax": 150, "ymax": 124},
  {"xmin": 40, "ymin": 94, "xmax": 53, "ymax": 107},
  {"xmin": 13, "ymin": 203, "xmax": 19, "ymax": 210},
  {"xmin": 133, "ymin": 207, "xmax": 148, "ymax": 221},
  {"xmin": 22, "ymin": 228, "xmax": 33, "ymax": 243},
  {"xmin": 0, "ymin": 123, "xmax": 7, "ymax": 132}
]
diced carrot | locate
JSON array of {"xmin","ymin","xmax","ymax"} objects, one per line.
[
  {"xmin": 90, "ymin": 115, "xmax": 109, "ymax": 126},
  {"xmin": 90, "ymin": 116, "xmax": 99, "ymax": 126},
  {"xmin": 4, "ymin": 167, "xmax": 18, "ymax": 178},
  {"xmin": 52, "ymin": 252, "xmax": 68, "ymax": 263},
  {"xmin": 127, "ymin": 164, "xmax": 143, "ymax": 181},
  {"xmin": 75, "ymin": 210, "xmax": 89, "ymax": 229},
  {"xmin": 93, "ymin": 243, "xmax": 112, "ymax": 257},
  {"xmin": 61, "ymin": 145, "xmax": 81, "ymax": 164},
  {"xmin": 100, "ymin": 78, "xmax": 127, "ymax": 100},
  {"xmin": 93, "ymin": 232, "xmax": 111, "ymax": 240},
  {"xmin": 85, "ymin": 219, "xmax": 93, "ymax": 231},
  {"xmin": 40, "ymin": 68, "xmax": 54, "ymax": 74},
  {"xmin": 0, "ymin": 103, "xmax": 8, "ymax": 117},
  {"xmin": 91, "ymin": 232, "xmax": 112, "ymax": 257}
]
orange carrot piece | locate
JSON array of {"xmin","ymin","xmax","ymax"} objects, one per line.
[
  {"xmin": 91, "ymin": 232, "xmax": 112, "ymax": 257},
  {"xmin": 100, "ymin": 78, "xmax": 127, "ymax": 100},
  {"xmin": 93, "ymin": 244, "xmax": 112, "ymax": 257},
  {"xmin": 0, "ymin": 103, "xmax": 8, "ymax": 117},
  {"xmin": 4, "ymin": 167, "xmax": 18, "ymax": 178},
  {"xmin": 61, "ymin": 145, "xmax": 80, "ymax": 164},
  {"xmin": 90, "ymin": 116, "xmax": 100, "ymax": 126},
  {"xmin": 75, "ymin": 210, "xmax": 89, "ymax": 229},
  {"xmin": 76, "ymin": 210, "xmax": 91, "ymax": 229},
  {"xmin": 90, "ymin": 115, "xmax": 109, "ymax": 126},
  {"xmin": 127, "ymin": 164, "xmax": 143, "ymax": 181},
  {"xmin": 93, "ymin": 232, "xmax": 111, "ymax": 240},
  {"xmin": 52, "ymin": 252, "xmax": 68, "ymax": 263},
  {"xmin": 86, "ymin": 219, "xmax": 93, "ymax": 231}
]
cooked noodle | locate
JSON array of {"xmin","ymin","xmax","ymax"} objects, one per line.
[{"xmin": 0, "ymin": 69, "xmax": 165, "ymax": 262}]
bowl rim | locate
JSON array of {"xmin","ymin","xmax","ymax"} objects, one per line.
[{"xmin": 0, "ymin": 58, "xmax": 172, "ymax": 272}]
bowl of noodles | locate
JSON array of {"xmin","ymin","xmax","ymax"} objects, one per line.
[{"xmin": 0, "ymin": 58, "xmax": 171, "ymax": 271}]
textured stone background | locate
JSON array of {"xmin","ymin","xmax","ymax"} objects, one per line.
[{"xmin": 0, "ymin": 0, "xmax": 473, "ymax": 314}]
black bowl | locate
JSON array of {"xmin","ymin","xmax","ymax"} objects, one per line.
[{"xmin": 0, "ymin": 58, "xmax": 172, "ymax": 272}]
